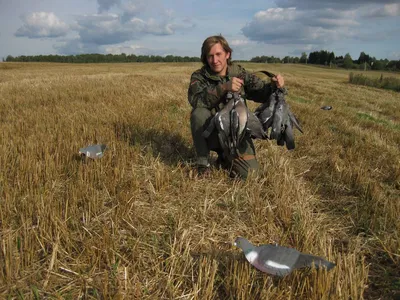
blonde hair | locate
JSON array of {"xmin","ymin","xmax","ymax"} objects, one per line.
[{"xmin": 201, "ymin": 35, "xmax": 233, "ymax": 66}]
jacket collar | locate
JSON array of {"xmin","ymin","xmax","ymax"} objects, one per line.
[{"xmin": 201, "ymin": 64, "xmax": 233, "ymax": 81}]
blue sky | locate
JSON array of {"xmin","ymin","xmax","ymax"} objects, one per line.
[{"xmin": 0, "ymin": 0, "xmax": 399, "ymax": 61}]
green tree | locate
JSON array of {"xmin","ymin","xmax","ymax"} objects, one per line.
[
  {"xmin": 343, "ymin": 53, "xmax": 353, "ymax": 69},
  {"xmin": 300, "ymin": 52, "xmax": 307, "ymax": 63}
]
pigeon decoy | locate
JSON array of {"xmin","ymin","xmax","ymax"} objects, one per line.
[
  {"xmin": 79, "ymin": 144, "xmax": 106, "ymax": 159},
  {"xmin": 234, "ymin": 237, "xmax": 335, "ymax": 277},
  {"xmin": 321, "ymin": 106, "xmax": 332, "ymax": 110}
]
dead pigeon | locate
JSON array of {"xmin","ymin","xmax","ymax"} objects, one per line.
[
  {"xmin": 254, "ymin": 87, "xmax": 303, "ymax": 150},
  {"xmin": 247, "ymin": 112, "xmax": 268, "ymax": 140},
  {"xmin": 203, "ymin": 92, "xmax": 248, "ymax": 157},
  {"xmin": 321, "ymin": 106, "xmax": 332, "ymax": 110},
  {"xmin": 79, "ymin": 144, "xmax": 106, "ymax": 159},
  {"xmin": 234, "ymin": 237, "xmax": 335, "ymax": 277}
]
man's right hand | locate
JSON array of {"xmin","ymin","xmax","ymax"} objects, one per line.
[{"xmin": 224, "ymin": 77, "xmax": 244, "ymax": 93}]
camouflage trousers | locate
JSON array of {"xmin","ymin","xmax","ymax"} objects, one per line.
[{"xmin": 190, "ymin": 107, "xmax": 259, "ymax": 179}]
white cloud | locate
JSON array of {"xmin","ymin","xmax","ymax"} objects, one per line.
[
  {"xmin": 388, "ymin": 51, "xmax": 400, "ymax": 60},
  {"xmin": 242, "ymin": 6, "xmax": 358, "ymax": 45},
  {"xmin": 230, "ymin": 39, "xmax": 251, "ymax": 46},
  {"xmin": 15, "ymin": 12, "xmax": 69, "ymax": 38},
  {"xmin": 54, "ymin": 39, "xmax": 102, "ymax": 55},
  {"xmin": 275, "ymin": 0, "xmax": 398, "ymax": 10},
  {"xmin": 363, "ymin": 3, "xmax": 400, "ymax": 18},
  {"xmin": 105, "ymin": 44, "xmax": 154, "ymax": 55},
  {"xmin": 128, "ymin": 17, "xmax": 174, "ymax": 35},
  {"xmin": 97, "ymin": 0, "xmax": 120, "ymax": 13}
]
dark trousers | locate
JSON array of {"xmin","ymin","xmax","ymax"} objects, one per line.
[{"xmin": 190, "ymin": 107, "xmax": 259, "ymax": 179}]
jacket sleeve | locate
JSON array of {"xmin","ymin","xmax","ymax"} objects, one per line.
[
  {"xmin": 188, "ymin": 73, "xmax": 227, "ymax": 109},
  {"xmin": 243, "ymin": 71, "xmax": 273, "ymax": 103}
]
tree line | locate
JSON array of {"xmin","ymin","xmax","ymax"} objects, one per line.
[
  {"xmin": 250, "ymin": 51, "xmax": 400, "ymax": 72},
  {"xmin": 3, "ymin": 51, "xmax": 400, "ymax": 72},
  {"xmin": 3, "ymin": 53, "xmax": 201, "ymax": 63}
]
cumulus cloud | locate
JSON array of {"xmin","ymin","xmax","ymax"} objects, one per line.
[
  {"xmin": 362, "ymin": 3, "xmax": 400, "ymax": 18},
  {"xmin": 54, "ymin": 11, "xmax": 190, "ymax": 54},
  {"xmin": 76, "ymin": 14, "xmax": 134, "ymax": 45},
  {"xmin": 388, "ymin": 51, "xmax": 400, "ymax": 60},
  {"xmin": 54, "ymin": 39, "xmax": 102, "ymax": 55},
  {"xmin": 128, "ymin": 17, "xmax": 175, "ymax": 35},
  {"xmin": 275, "ymin": 0, "xmax": 398, "ymax": 10},
  {"xmin": 230, "ymin": 39, "xmax": 251, "ymax": 46},
  {"xmin": 72, "ymin": 13, "xmax": 193, "ymax": 46},
  {"xmin": 242, "ymin": 7, "xmax": 356, "ymax": 45},
  {"xmin": 15, "ymin": 12, "xmax": 69, "ymax": 38},
  {"xmin": 105, "ymin": 44, "xmax": 157, "ymax": 55},
  {"xmin": 97, "ymin": 0, "xmax": 120, "ymax": 13}
]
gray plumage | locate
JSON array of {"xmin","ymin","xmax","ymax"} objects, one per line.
[
  {"xmin": 234, "ymin": 237, "xmax": 335, "ymax": 277},
  {"xmin": 79, "ymin": 144, "xmax": 106, "ymax": 159},
  {"xmin": 204, "ymin": 92, "xmax": 248, "ymax": 156},
  {"xmin": 254, "ymin": 93, "xmax": 276, "ymax": 132},
  {"xmin": 247, "ymin": 112, "xmax": 268, "ymax": 140},
  {"xmin": 254, "ymin": 87, "xmax": 303, "ymax": 150}
]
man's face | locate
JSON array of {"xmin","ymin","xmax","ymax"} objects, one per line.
[{"xmin": 207, "ymin": 43, "xmax": 230, "ymax": 76}]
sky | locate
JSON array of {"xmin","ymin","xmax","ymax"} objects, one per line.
[{"xmin": 0, "ymin": 0, "xmax": 399, "ymax": 61}]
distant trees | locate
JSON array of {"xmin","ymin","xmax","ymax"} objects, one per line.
[
  {"xmin": 300, "ymin": 52, "xmax": 307, "ymax": 64},
  {"xmin": 250, "ymin": 55, "xmax": 282, "ymax": 63},
  {"xmin": 4, "ymin": 53, "xmax": 201, "ymax": 63},
  {"xmin": 247, "ymin": 50, "xmax": 399, "ymax": 72},
  {"xmin": 308, "ymin": 50, "xmax": 335, "ymax": 65},
  {"xmin": 343, "ymin": 53, "xmax": 354, "ymax": 69},
  {"xmin": 4, "ymin": 51, "xmax": 400, "ymax": 72}
]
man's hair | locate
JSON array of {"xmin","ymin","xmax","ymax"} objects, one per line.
[{"xmin": 201, "ymin": 35, "xmax": 233, "ymax": 66}]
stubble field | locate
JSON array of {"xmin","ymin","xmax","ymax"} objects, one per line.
[{"xmin": 0, "ymin": 62, "xmax": 399, "ymax": 299}]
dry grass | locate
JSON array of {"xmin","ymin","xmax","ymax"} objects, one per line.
[{"xmin": 0, "ymin": 62, "xmax": 399, "ymax": 299}]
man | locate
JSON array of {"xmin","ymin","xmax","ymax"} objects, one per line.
[{"xmin": 188, "ymin": 35, "xmax": 284, "ymax": 179}]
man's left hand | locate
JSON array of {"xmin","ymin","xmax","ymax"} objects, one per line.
[{"xmin": 272, "ymin": 74, "xmax": 284, "ymax": 88}]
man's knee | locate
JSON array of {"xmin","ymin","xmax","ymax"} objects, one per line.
[{"xmin": 190, "ymin": 107, "xmax": 212, "ymax": 128}]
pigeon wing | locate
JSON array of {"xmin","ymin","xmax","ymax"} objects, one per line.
[
  {"xmin": 247, "ymin": 112, "xmax": 268, "ymax": 140},
  {"xmin": 293, "ymin": 253, "xmax": 336, "ymax": 271},
  {"xmin": 252, "ymin": 245, "xmax": 300, "ymax": 276},
  {"xmin": 288, "ymin": 109, "xmax": 303, "ymax": 133},
  {"xmin": 234, "ymin": 98, "xmax": 249, "ymax": 141},
  {"xmin": 270, "ymin": 100, "xmax": 284, "ymax": 141},
  {"xmin": 283, "ymin": 121, "xmax": 295, "ymax": 150}
]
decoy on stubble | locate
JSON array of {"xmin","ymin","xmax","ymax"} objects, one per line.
[
  {"xmin": 234, "ymin": 237, "xmax": 335, "ymax": 277},
  {"xmin": 79, "ymin": 144, "xmax": 106, "ymax": 159}
]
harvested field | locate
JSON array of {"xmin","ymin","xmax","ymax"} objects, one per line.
[{"xmin": 0, "ymin": 62, "xmax": 399, "ymax": 299}]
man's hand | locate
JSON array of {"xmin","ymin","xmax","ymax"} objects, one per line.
[
  {"xmin": 272, "ymin": 74, "xmax": 284, "ymax": 88},
  {"xmin": 224, "ymin": 77, "xmax": 244, "ymax": 93}
]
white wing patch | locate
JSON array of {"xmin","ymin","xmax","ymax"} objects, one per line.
[
  {"xmin": 265, "ymin": 260, "xmax": 290, "ymax": 269},
  {"xmin": 245, "ymin": 250, "xmax": 258, "ymax": 263},
  {"xmin": 218, "ymin": 116, "xmax": 224, "ymax": 130}
]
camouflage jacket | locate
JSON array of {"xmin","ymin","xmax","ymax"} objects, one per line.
[{"xmin": 188, "ymin": 63, "xmax": 273, "ymax": 111}]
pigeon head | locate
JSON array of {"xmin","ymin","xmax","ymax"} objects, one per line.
[{"xmin": 234, "ymin": 237, "xmax": 254, "ymax": 253}]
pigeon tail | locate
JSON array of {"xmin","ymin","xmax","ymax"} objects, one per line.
[{"xmin": 294, "ymin": 253, "xmax": 335, "ymax": 271}]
